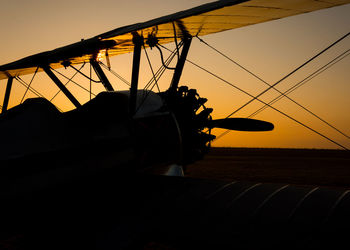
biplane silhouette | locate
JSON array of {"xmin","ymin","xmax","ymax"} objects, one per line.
[{"xmin": 1, "ymin": 0, "xmax": 350, "ymax": 249}]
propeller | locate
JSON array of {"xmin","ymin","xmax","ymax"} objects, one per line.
[
  {"xmin": 163, "ymin": 86, "xmax": 275, "ymax": 164},
  {"xmin": 207, "ymin": 118, "xmax": 274, "ymax": 132}
]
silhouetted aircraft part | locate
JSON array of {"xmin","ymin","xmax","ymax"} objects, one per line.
[
  {"xmin": 0, "ymin": 1, "xmax": 350, "ymax": 248},
  {"xmin": 208, "ymin": 118, "xmax": 274, "ymax": 131},
  {"xmin": 2, "ymin": 174, "xmax": 350, "ymax": 249},
  {"xmin": 161, "ymin": 86, "xmax": 217, "ymax": 164},
  {"xmin": 0, "ymin": 0, "xmax": 347, "ymax": 161},
  {"xmin": 43, "ymin": 66, "xmax": 81, "ymax": 108},
  {"xmin": 2, "ymin": 77, "xmax": 13, "ymax": 113},
  {"xmin": 0, "ymin": 90, "xmax": 181, "ymax": 169},
  {"xmin": 105, "ymin": 49, "xmax": 111, "ymax": 70},
  {"xmin": 129, "ymin": 34, "xmax": 144, "ymax": 115},
  {"xmin": 169, "ymin": 37, "xmax": 192, "ymax": 92},
  {"xmin": 1, "ymin": 0, "xmax": 349, "ymax": 80},
  {"xmin": 164, "ymin": 164, "xmax": 185, "ymax": 176},
  {"xmin": 90, "ymin": 60, "xmax": 114, "ymax": 91}
]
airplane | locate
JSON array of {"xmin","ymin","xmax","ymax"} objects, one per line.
[{"xmin": 0, "ymin": 0, "xmax": 350, "ymax": 249}]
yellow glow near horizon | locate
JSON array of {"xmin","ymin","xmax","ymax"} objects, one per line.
[{"xmin": 0, "ymin": 0, "xmax": 349, "ymax": 150}]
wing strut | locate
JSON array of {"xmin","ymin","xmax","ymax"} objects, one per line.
[
  {"xmin": 43, "ymin": 66, "xmax": 81, "ymax": 108},
  {"xmin": 90, "ymin": 60, "xmax": 114, "ymax": 91},
  {"xmin": 2, "ymin": 77, "xmax": 13, "ymax": 113},
  {"xmin": 169, "ymin": 37, "xmax": 192, "ymax": 93},
  {"xmin": 129, "ymin": 34, "xmax": 144, "ymax": 115}
]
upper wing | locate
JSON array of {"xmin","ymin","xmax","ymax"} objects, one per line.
[{"xmin": 1, "ymin": 0, "xmax": 349, "ymax": 80}]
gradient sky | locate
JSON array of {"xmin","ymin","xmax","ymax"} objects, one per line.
[{"xmin": 0, "ymin": 0, "xmax": 349, "ymax": 149}]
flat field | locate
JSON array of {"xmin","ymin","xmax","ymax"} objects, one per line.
[{"xmin": 186, "ymin": 147, "xmax": 350, "ymax": 188}]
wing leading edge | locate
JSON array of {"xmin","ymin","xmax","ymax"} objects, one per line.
[{"xmin": 1, "ymin": 0, "xmax": 349, "ymax": 80}]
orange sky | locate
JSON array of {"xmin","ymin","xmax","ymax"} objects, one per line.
[{"xmin": 0, "ymin": 0, "xmax": 349, "ymax": 149}]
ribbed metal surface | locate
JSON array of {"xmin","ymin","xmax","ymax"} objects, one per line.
[
  {"xmin": 191, "ymin": 180, "xmax": 350, "ymax": 249},
  {"xmin": 1, "ymin": 174, "xmax": 350, "ymax": 249}
]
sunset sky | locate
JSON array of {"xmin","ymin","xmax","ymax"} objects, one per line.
[{"xmin": 0, "ymin": 0, "xmax": 349, "ymax": 149}]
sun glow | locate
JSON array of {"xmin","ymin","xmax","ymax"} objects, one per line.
[
  {"xmin": 0, "ymin": 0, "xmax": 349, "ymax": 149},
  {"xmin": 96, "ymin": 49, "xmax": 107, "ymax": 62}
]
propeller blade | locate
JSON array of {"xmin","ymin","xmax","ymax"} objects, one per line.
[{"xmin": 208, "ymin": 118, "xmax": 274, "ymax": 132}]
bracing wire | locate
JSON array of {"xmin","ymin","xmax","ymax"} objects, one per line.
[
  {"xmin": 160, "ymin": 44, "xmax": 349, "ymax": 150},
  {"xmin": 135, "ymin": 44, "xmax": 179, "ymax": 114},
  {"xmin": 143, "ymin": 43, "xmax": 180, "ymax": 92},
  {"xmin": 70, "ymin": 64, "xmax": 101, "ymax": 83},
  {"xmin": 100, "ymin": 62, "xmax": 131, "ymax": 87},
  {"xmin": 148, "ymin": 44, "xmax": 178, "ymax": 91},
  {"xmin": 155, "ymin": 45, "xmax": 177, "ymax": 70},
  {"xmin": 50, "ymin": 63, "xmax": 88, "ymax": 102},
  {"xmin": 196, "ymin": 36, "xmax": 268, "ymax": 87},
  {"xmin": 20, "ymin": 66, "xmax": 39, "ymax": 104},
  {"xmin": 277, "ymin": 51, "xmax": 350, "ymax": 105},
  {"xmin": 15, "ymin": 76, "xmax": 63, "ymax": 113},
  {"xmin": 248, "ymin": 49, "xmax": 350, "ymax": 139},
  {"xmin": 16, "ymin": 76, "xmax": 45, "ymax": 99},
  {"xmin": 51, "ymin": 66, "xmax": 97, "ymax": 98},
  {"xmin": 147, "ymin": 41, "xmax": 182, "ymax": 91},
  {"xmin": 249, "ymin": 49, "xmax": 350, "ymax": 118},
  {"xmin": 143, "ymin": 44, "xmax": 161, "ymax": 93},
  {"xmin": 223, "ymin": 31, "xmax": 350, "ymax": 120},
  {"xmin": 197, "ymin": 36, "xmax": 350, "ymax": 141}
]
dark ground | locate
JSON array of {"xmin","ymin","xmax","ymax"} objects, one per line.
[
  {"xmin": 2, "ymin": 147, "xmax": 350, "ymax": 249},
  {"xmin": 186, "ymin": 147, "xmax": 350, "ymax": 188}
]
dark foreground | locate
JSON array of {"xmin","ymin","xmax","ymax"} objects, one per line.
[
  {"xmin": 3, "ymin": 172, "xmax": 350, "ymax": 250},
  {"xmin": 187, "ymin": 147, "xmax": 350, "ymax": 188},
  {"xmin": 2, "ymin": 148, "xmax": 350, "ymax": 249}
]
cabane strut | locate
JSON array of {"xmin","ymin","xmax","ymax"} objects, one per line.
[
  {"xmin": 90, "ymin": 59, "xmax": 114, "ymax": 91},
  {"xmin": 43, "ymin": 66, "xmax": 81, "ymax": 108},
  {"xmin": 2, "ymin": 77, "xmax": 13, "ymax": 113},
  {"xmin": 129, "ymin": 33, "xmax": 144, "ymax": 115},
  {"xmin": 169, "ymin": 37, "xmax": 192, "ymax": 93}
]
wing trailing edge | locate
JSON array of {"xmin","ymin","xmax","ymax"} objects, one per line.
[{"xmin": 1, "ymin": 0, "xmax": 349, "ymax": 80}]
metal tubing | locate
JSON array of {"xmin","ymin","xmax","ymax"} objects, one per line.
[
  {"xmin": 129, "ymin": 34, "xmax": 143, "ymax": 115},
  {"xmin": 169, "ymin": 37, "xmax": 192, "ymax": 92},
  {"xmin": 2, "ymin": 77, "xmax": 13, "ymax": 113},
  {"xmin": 43, "ymin": 66, "xmax": 81, "ymax": 108},
  {"xmin": 90, "ymin": 60, "xmax": 114, "ymax": 91}
]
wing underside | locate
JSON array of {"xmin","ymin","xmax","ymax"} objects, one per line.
[{"xmin": 1, "ymin": 0, "xmax": 349, "ymax": 80}]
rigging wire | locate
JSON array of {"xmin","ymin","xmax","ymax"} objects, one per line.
[
  {"xmin": 15, "ymin": 76, "xmax": 63, "ymax": 113},
  {"xmin": 100, "ymin": 62, "xmax": 131, "ymax": 87},
  {"xmin": 224, "ymin": 31, "xmax": 350, "ymax": 119},
  {"xmin": 20, "ymin": 66, "xmax": 39, "ymax": 104},
  {"xmin": 275, "ymin": 51, "xmax": 350, "ymax": 106},
  {"xmin": 51, "ymin": 66, "xmax": 97, "ymax": 98},
  {"xmin": 249, "ymin": 49, "xmax": 350, "ymax": 127},
  {"xmin": 147, "ymin": 41, "xmax": 182, "ymax": 91},
  {"xmin": 70, "ymin": 64, "xmax": 101, "ymax": 83},
  {"xmin": 196, "ymin": 36, "xmax": 269, "ymax": 88},
  {"xmin": 160, "ymin": 45, "xmax": 349, "ymax": 150},
  {"xmin": 50, "ymin": 63, "xmax": 88, "ymax": 102},
  {"xmin": 15, "ymin": 76, "xmax": 45, "ymax": 99},
  {"xmin": 147, "ymin": 44, "xmax": 178, "ymax": 91},
  {"xmin": 197, "ymin": 36, "xmax": 350, "ymax": 141},
  {"xmin": 143, "ymin": 43, "xmax": 180, "ymax": 92},
  {"xmin": 135, "ymin": 44, "xmax": 179, "ymax": 114},
  {"xmin": 143, "ymin": 44, "xmax": 161, "ymax": 93},
  {"xmin": 216, "ymin": 50, "xmax": 350, "ymax": 143},
  {"xmin": 155, "ymin": 45, "xmax": 177, "ymax": 70}
]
